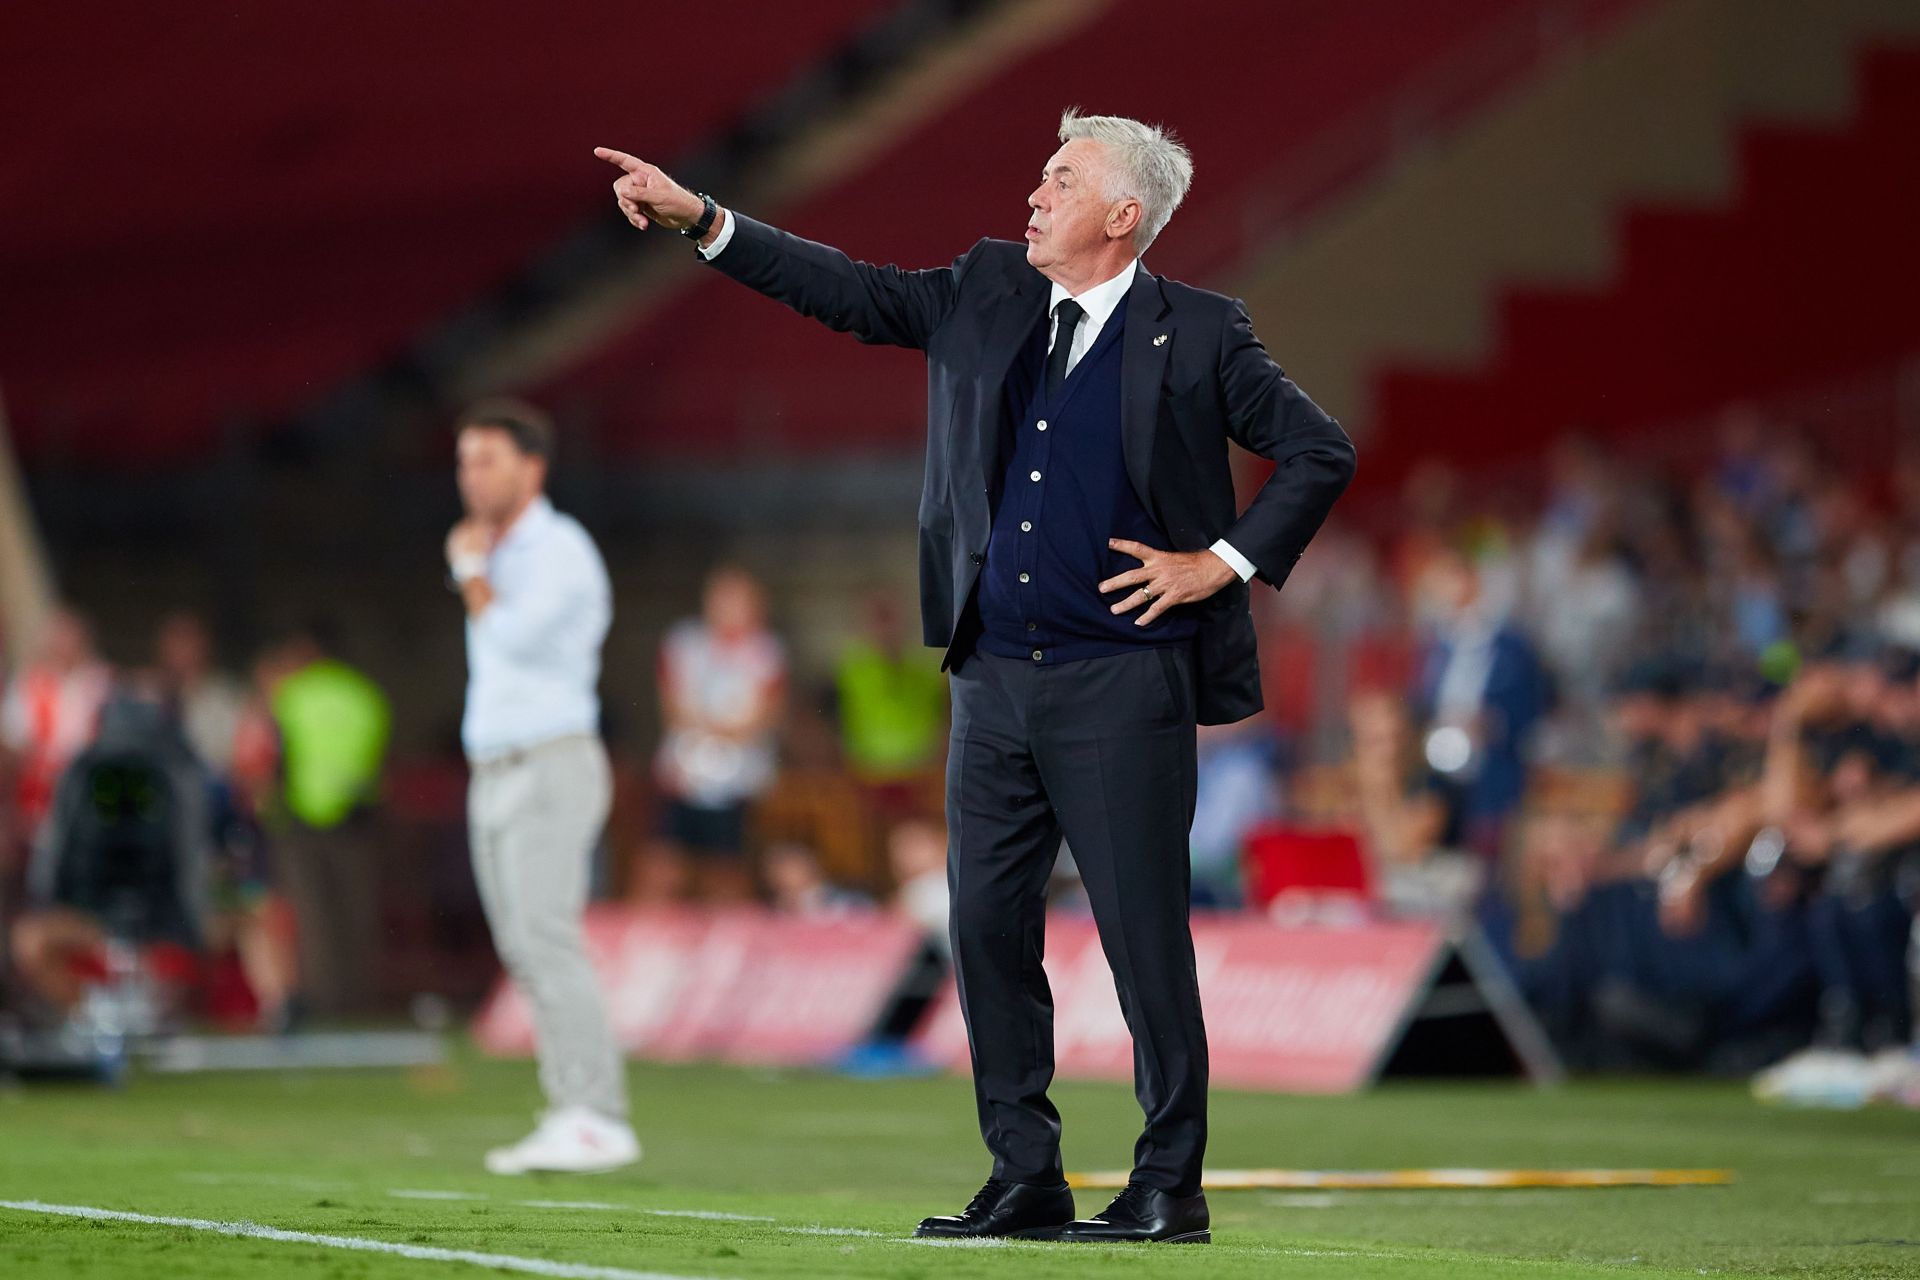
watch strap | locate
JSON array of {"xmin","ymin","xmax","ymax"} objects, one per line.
[{"xmin": 682, "ymin": 192, "xmax": 717, "ymax": 241}]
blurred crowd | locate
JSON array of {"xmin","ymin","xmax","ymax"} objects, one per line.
[
  {"xmin": 1258, "ymin": 410, "xmax": 1920, "ymax": 1101},
  {"xmin": 6, "ymin": 408, "xmax": 1919, "ymax": 1099},
  {"xmin": 0, "ymin": 609, "xmax": 390, "ymax": 1030},
  {"xmin": 0, "ymin": 569, "xmax": 953, "ymax": 1037}
]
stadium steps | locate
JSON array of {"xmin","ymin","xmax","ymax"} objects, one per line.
[
  {"xmin": 297, "ymin": 0, "xmax": 1109, "ymax": 454},
  {"xmin": 1237, "ymin": 0, "xmax": 1920, "ymax": 457},
  {"xmin": 1362, "ymin": 42, "xmax": 1920, "ymax": 486},
  {"xmin": 543, "ymin": 0, "xmax": 1652, "ymax": 460},
  {"xmin": 1, "ymin": 0, "xmax": 896, "ymax": 463}
]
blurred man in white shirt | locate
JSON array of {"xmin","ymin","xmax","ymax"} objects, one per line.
[{"xmin": 446, "ymin": 399, "xmax": 636, "ymax": 1175}]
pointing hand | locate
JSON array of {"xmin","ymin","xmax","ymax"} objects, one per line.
[{"xmin": 593, "ymin": 147, "xmax": 708, "ymax": 234}]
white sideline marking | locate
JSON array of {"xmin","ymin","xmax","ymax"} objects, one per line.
[
  {"xmin": 520, "ymin": 1200, "xmax": 624, "ymax": 1211},
  {"xmin": 638, "ymin": 1209, "xmax": 773, "ymax": 1222},
  {"xmin": 779, "ymin": 1226, "xmax": 886, "ymax": 1237},
  {"xmin": 0, "ymin": 1200, "xmax": 726, "ymax": 1280},
  {"xmin": 390, "ymin": 1189, "xmax": 488, "ymax": 1201}
]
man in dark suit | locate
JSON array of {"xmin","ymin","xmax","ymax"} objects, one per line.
[{"xmin": 596, "ymin": 109, "xmax": 1354, "ymax": 1244}]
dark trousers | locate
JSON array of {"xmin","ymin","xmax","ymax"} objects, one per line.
[
  {"xmin": 945, "ymin": 646, "xmax": 1207, "ymax": 1195},
  {"xmin": 1807, "ymin": 888, "xmax": 1913, "ymax": 1049},
  {"xmin": 272, "ymin": 815, "xmax": 381, "ymax": 1016}
]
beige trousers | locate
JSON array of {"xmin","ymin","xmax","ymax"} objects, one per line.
[{"xmin": 468, "ymin": 735, "xmax": 624, "ymax": 1119}]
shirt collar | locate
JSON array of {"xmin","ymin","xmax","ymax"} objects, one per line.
[
  {"xmin": 1049, "ymin": 258, "xmax": 1139, "ymax": 333},
  {"xmin": 493, "ymin": 494, "xmax": 554, "ymax": 554}
]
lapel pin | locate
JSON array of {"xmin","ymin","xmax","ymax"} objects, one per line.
[{"xmin": 1153, "ymin": 333, "xmax": 1168, "ymax": 347}]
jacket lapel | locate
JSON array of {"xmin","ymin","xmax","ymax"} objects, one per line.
[
  {"xmin": 1120, "ymin": 265, "xmax": 1173, "ymax": 514},
  {"xmin": 953, "ymin": 271, "xmax": 1047, "ymax": 496}
]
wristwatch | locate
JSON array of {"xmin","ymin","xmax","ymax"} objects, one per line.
[{"xmin": 682, "ymin": 192, "xmax": 718, "ymax": 243}]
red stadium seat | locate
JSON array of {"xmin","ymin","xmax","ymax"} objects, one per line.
[{"xmin": 1242, "ymin": 824, "xmax": 1376, "ymax": 923}]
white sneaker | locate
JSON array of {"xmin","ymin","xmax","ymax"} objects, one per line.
[
  {"xmin": 1752, "ymin": 1047, "xmax": 1872, "ymax": 1108},
  {"xmin": 484, "ymin": 1107, "xmax": 641, "ymax": 1175},
  {"xmin": 1866, "ymin": 1046, "xmax": 1920, "ymax": 1105}
]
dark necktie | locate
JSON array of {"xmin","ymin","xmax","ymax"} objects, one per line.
[{"xmin": 1046, "ymin": 299, "xmax": 1085, "ymax": 396}]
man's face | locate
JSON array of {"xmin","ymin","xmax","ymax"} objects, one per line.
[
  {"xmin": 40, "ymin": 609, "xmax": 92, "ymax": 671},
  {"xmin": 1610, "ymin": 692, "xmax": 1664, "ymax": 745},
  {"xmin": 863, "ymin": 595, "xmax": 902, "ymax": 651},
  {"xmin": 456, "ymin": 427, "xmax": 542, "ymax": 524},
  {"xmin": 703, "ymin": 572, "xmax": 765, "ymax": 640},
  {"xmin": 1025, "ymin": 139, "xmax": 1130, "ymax": 274},
  {"xmin": 157, "ymin": 614, "xmax": 210, "ymax": 681}
]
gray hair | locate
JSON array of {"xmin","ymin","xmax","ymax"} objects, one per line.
[{"xmin": 1057, "ymin": 108, "xmax": 1194, "ymax": 252}]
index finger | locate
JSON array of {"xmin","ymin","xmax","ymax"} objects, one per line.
[
  {"xmin": 1107, "ymin": 538, "xmax": 1157, "ymax": 563},
  {"xmin": 593, "ymin": 146, "xmax": 647, "ymax": 174}
]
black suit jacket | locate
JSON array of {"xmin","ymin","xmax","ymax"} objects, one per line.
[{"xmin": 707, "ymin": 214, "xmax": 1356, "ymax": 724}]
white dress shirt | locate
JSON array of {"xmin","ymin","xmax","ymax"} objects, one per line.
[
  {"xmin": 1045, "ymin": 258, "xmax": 1137, "ymax": 380},
  {"xmin": 462, "ymin": 496, "xmax": 612, "ymax": 760},
  {"xmin": 701, "ymin": 215, "xmax": 1256, "ymax": 582}
]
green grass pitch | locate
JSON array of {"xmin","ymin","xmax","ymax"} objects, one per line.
[{"xmin": 3, "ymin": 1052, "xmax": 1919, "ymax": 1278}]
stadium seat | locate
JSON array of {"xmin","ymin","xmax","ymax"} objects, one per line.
[{"xmin": 1241, "ymin": 824, "xmax": 1377, "ymax": 923}]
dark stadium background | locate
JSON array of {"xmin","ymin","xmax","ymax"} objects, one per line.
[{"xmin": 5, "ymin": 0, "xmax": 1920, "ymax": 1241}]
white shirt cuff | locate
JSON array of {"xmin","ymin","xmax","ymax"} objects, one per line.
[
  {"xmin": 696, "ymin": 209, "xmax": 736, "ymax": 260},
  {"xmin": 1208, "ymin": 538, "xmax": 1257, "ymax": 583}
]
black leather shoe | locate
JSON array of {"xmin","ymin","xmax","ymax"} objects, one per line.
[
  {"xmin": 914, "ymin": 1177, "xmax": 1075, "ymax": 1239},
  {"xmin": 1059, "ymin": 1181, "xmax": 1210, "ymax": 1243}
]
